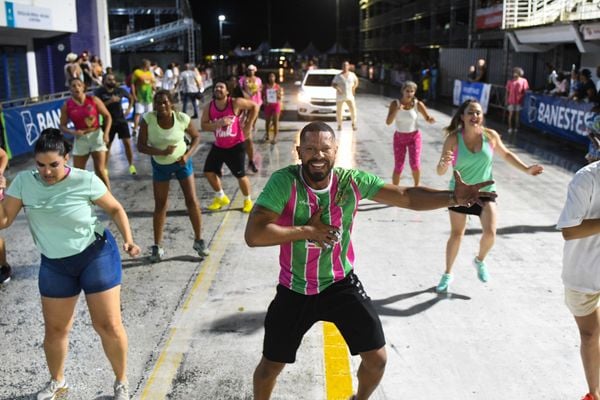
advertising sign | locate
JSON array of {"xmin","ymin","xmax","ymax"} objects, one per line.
[
  {"xmin": 4, "ymin": 1, "xmax": 52, "ymax": 30},
  {"xmin": 2, "ymin": 98, "xmax": 70, "ymax": 157},
  {"xmin": 453, "ymin": 80, "xmax": 491, "ymax": 113},
  {"xmin": 475, "ymin": 4, "xmax": 503, "ymax": 30},
  {"xmin": 519, "ymin": 92, "xmax": 596, "ymax": 145}
]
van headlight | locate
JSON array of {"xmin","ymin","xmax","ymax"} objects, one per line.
[{"xmin": 297, "ymin": 91, "xmax": 310, "ymax": 103}]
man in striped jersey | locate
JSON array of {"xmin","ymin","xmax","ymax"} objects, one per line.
[{"xmin": 245, "ymin": 121, "xmax": 495, "ymax": 400}]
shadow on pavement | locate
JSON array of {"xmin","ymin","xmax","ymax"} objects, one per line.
[
  {"xmin": 209, "ymin": 310, "xmax": 265, "ymax": 335},
  {"xmin": 372, "ymin": 287, "xmax": 471, "ymax": 317},
  {"xmin": 0, "ymin": 394, "xmax": 37, "ymax": 400},
  {"xmin": 464, "ymin": 224, "xmax": 557, "ymax": 236},
  {"xmin": 121, "ymin": 255, "xmax": 201, "ymax": 269},
  {"xmin": 357, "ymin": 203, "xmax": 392, "ymax": 212}
]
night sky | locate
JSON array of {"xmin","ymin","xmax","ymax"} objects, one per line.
[{"xmin": 191, "ymin": 0, "xmax": 358, "ymax": 55}]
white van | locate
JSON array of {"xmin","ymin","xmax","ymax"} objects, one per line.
[{"xmin": 296, "ymin": 69, "xmax": 350, "ymax": 120}]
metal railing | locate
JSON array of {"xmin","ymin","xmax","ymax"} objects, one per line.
[
  {"xmin": 0, "ymin": 90, "xmax": 72, "ymax": 109},
  {"xmin": 503, "ymin": 0, "xmax": 600, "ymax": 29},
  {"xmin": 110, "ymin": 18, "xmax": 195, "ymax": 51}
]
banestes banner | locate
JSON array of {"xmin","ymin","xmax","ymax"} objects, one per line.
[
  {"xmin": 519, "ymin": 92, "xmax": 596, "ymax": 145},
  {"xmin": 1, "ymin": 98, "xmax": 69, "ymax": 157}
]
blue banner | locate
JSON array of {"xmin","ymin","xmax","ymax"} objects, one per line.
[
  {"xmin": 453, "ymin": 80, "xmax": 491, "ymax": 113},
  {"xmin": 2, "ymin": 98, "xmax": 70, "ymax": 157},
  {"xmin": 519, "ymin": 92, "xmax": 595, "ymax": 145}
]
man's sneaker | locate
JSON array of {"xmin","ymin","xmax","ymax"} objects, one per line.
[
  {"xmin": 248, "ymin": 160, "xmax": 258, "ymax": 173},
  {"xmin": 149, "ymin": 245, "xmax": 164, "ymax": 263},
  {"xmin": 0, "ymin": 264, "xmax": 11, "ymax": 284},
  {"xmin": 128, "ymin": 165, "xmax": 137, "ymax": 175},
  {"xmin": 473, "ymin": 257, "xmax": 489, "ymax": 282},
  {"xmin": 436, "ymin": 273, "xmax": 453, "ymax": 293},
  {"xmin": 37, "ymin": 379, "xmax": 68, "ymax": 400},
  {"xmin": 193, "ymin": 239, "xmax": 210, "ymax": 258},
  {"xmin": 207, "ymin": 195, "xmax": 231, "ymax": 211},
  {"xmin": 114, "ymin": 380, "xmax": 130, "ymax": 400},
  {"xmin": 242, "ymin": 199, "xmax": 253, "ymax": 213}
]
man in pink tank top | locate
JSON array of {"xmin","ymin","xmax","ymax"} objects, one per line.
[{"xmin": 201, "ymin": 80, "xmax": 259, "ymax": 213}]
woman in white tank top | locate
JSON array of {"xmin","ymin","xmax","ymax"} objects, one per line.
[{"xmin": 385, "ymin": 81, "xmax": 435, "ymax": 186}]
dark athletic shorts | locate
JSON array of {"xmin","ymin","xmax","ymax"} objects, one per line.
[
  {"xmin": 262, "ymin": 272, "xmax": 386, "ymax": 363},
  {"xmin": 448, "ymin": 195, "xmax": 496, "ymax": 216},
  {"xmin": 203, "ymin": 142, "xmax": 246, "ymax": 178},
  {"xmin": 109, "ymin": 120, "xmax": 131, "ymax": 141}
]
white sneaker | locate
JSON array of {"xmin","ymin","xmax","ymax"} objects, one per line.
[
  {"xmin": 114, "ymin": 380, "xmax": 130, "ymax": 400},
  {"xmin": 37, "ymin": 379, "xmax": 68, "ymax": 400}
]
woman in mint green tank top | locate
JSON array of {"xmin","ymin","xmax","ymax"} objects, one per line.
[{"xmin": 434, "ymin": 99, "xmax": 544, "ymax": 293}]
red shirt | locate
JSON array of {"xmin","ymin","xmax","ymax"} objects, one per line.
[
  {"xmin": 505, "ymin": 77, "xmax": 529, "ymax": 106},
  {"xmin": 208, "ymin": 97, "xmax": 245, "ymax": 149},
  {"xmin": 66, "ymin": 96, "xmax": 99, "ymax": 130}
]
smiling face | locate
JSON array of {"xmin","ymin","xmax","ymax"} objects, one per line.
[
  {"xmin": 213, "ymin": 82, "xmax": 229, "ymax": 100},
  {"xmin": 296, "ymin": 130, "xmax": 338, "ymax": 189},
  {"xmin": 153, "ymin": 93, "xmax": 173, "ymax": 117},
  {"xmin": 460, "ymin": 102, "xmax": 484, "ymax": 131},
  {"xmin": 35, "ymin": 151, "xmax": 69, "ymax": 185}
]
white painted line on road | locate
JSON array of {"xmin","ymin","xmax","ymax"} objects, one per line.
[{"xmin": 139, "ymin": 207, "xmax": 243, "ymax": 399}]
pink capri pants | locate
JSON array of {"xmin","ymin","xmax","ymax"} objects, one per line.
[{"xmin": 393, "ymin": 130, "xmax": 422, "ymax": 174}]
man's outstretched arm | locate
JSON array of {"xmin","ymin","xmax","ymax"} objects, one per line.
[{"xmin": 371, "ymin": 171, "xmax": 496, "ymax": 211}]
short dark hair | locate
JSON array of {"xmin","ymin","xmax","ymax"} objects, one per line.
[
  {"xmin": 35, "ymin": 128, "xmax": 72, "ymax": 155},
  {"xmin": 299, "ymin": 121, "xmax": 336, "ymax": 143},
  {"xmin": 581, "ymin": 69, "xmax": 592, "ymax": 78},
  {"xmin": 153, "ymin": 89, "xmax": 174, "ymax": 103}
]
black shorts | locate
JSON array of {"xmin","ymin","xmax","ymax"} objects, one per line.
[
  {"xmin": 448, "ymin": 195, "xmax": 496, "ymax": 216},
  {"xmin": 109, "ymin": 120, "xmax": 131, "ymax": 141},
  {"xmin": 203, "ymin": 142, "xmax": 246, "ymax": 178},
  {"xmin": 262, "ymin": 272, "xmax": 386, "ymax": 363}
]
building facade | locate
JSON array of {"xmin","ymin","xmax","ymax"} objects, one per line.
[{"xmin": 0, "ymin": 0, "xmax": 110, "ymax": 101}]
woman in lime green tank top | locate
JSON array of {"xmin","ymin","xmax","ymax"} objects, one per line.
[{"xmin": 434, "ymin": 99, "xmax": 544, "ymax": 293}]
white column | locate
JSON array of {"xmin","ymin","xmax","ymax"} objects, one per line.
[
  {"xmin": 26, "ymin": 39, "xmax": 39, "ymax": 98},
  {"xmin": 96, "ymin": 0, "xmax": 112, "ymax": 68}
]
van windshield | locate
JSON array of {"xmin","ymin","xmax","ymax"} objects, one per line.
[{"xmin": 304, "ymin": 74, "xmax": 335, "ymax": 87}]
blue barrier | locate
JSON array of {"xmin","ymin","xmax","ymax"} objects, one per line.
[
  {"xmin": 453, "ymin": 80, "xmax": 491, "ymax": 113},
  {"xmin": 1, "ymin": 85, "xmax": 133, "ymax": 157},
  {"xmin": 519, "ymin": 92, "xmax": 595, "ymax": 145},
  {"xmin": 2, "ymin": 97, "xmax": 68, "ymax": 157}
]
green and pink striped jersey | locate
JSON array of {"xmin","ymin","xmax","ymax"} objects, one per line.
[{"xmin": 255, "ymin": 165, "xmax": 385, "ymax": 295}]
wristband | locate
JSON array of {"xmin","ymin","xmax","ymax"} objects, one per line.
[{"xmin": 449, "ymin": 191, "xmax": 457, "ymax": 206}]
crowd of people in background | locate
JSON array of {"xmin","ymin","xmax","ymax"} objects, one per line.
[{"xmin": 1, "ymin": 48, "xmax": 600, "ymax": 400}]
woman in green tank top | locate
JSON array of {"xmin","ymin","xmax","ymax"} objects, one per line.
[{"xmin": 434, "ymin": 99, "xmax": 544, "ymax": 293}]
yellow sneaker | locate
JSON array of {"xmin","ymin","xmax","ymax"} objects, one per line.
[
  {"xmin": 128, "ymin": 164, "xmax": 137, "ymax": 175},
  {"xmin": 242, "ymin": 199, "xmax": 253, "ymax": 213},
  {"xmin": 207, "ymin": 195, "xmax": 231, "ymax": 211}
]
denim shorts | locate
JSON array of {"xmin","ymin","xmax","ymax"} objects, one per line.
[
  {"xmin": 72, "ymin": 128, "xmax": 108, "ymax": 155},
  {"xmin": 151, "ymin": 157, "xmax": 194, "ymax": 182},
  {"xmin": 39, "ymin": 229, "xmax": 122, "ymax": 298}
]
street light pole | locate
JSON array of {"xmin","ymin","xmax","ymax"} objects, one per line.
[
  {"xmin": 336, "ymin": 0, "xmax": 340, "ymax": 50},
  {"xmin": 218, "ymin": 14, "xmax": 226, "ymax": 54}
]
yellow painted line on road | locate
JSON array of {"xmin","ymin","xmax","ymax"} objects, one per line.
[
  {"xmin": 140, "ymin": 208, "xmax": 240, "ymax": 399},
  {"xmin": 323, "ymin": 322, "xmax": 353, "ymax": 399}
]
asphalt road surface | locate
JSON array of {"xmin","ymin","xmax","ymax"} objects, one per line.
[{"xmin": 0, "ymin": 83, "xmax": 587, "ymax": 399}]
